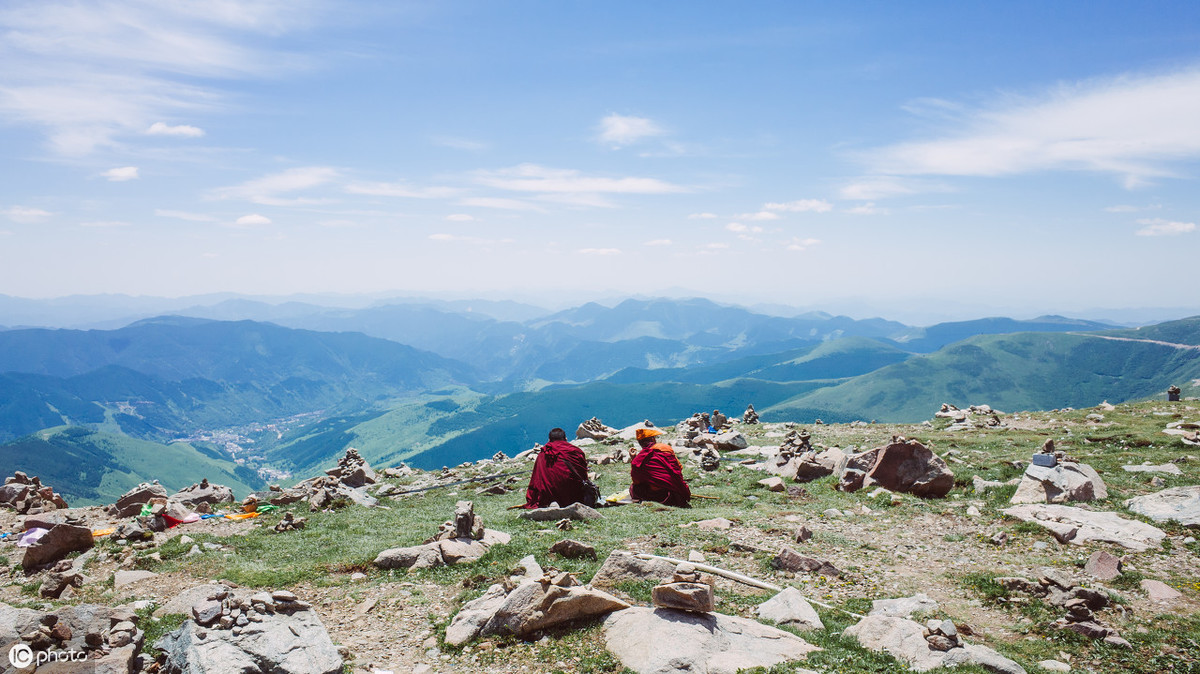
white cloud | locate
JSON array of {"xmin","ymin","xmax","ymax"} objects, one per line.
[
  {"xmin": 213, "ymin": 166, "xmax": 338, "ymax": 205},
  {"xmin": 345, "ymin": 181, "xmax": 460, "ymax": 199},
  {"xmin": 862, "ymin": 67, "xmax": 1200, "ymax": 185},
  {"xmin": 3, "ymin": 206, "xmax": 53, "ymax": 223},
  {"xmin": 318, "ymin": 219, "xmax": 357, "ymax": 228},
  {"xmin": 475, "ymin": 164, "xmax": 686, "ymax": 195},
  {"xmin": 445, "ymin": 213, "xmax": 475, "ymax": 222},
  {"xmin": 102, "ymin": 166, "xmax": 139, "ymax": 181},
  {"xmin": 846, "ymin": 202, "xmax": 888, "ymax": 215},
  {"xmin": 596, "ymin": 113, "xmax": 664, "ymax": 148},
  {"xmin": 764, "ymin": 199, "xmax": 833, "ymax": 212},
  {"xmin": 79, "ymin": 220, "xmax": 130, "ymax": 227},
  {"xmin": 838, "ymin": 177, "xmax": 931, "ymax": 201},
  {"xmin": 1105, "ymin": 204, "xmax": 1160, "ymax": 213},
  {"xmin": 726, "ymin": 222, "xmax": 762, "ymax": 233},
  {"xmin": 687, "ymin": 212, "xmax": 718, "ymax": 219},
  {"xmin": 235, "ymin": 213, "xmax": 271, "ymax": 226},
  {"xmin": 578, "ymin": 247, "xmax": 621, "ymax": 255},
  {"xmin": 428, "ymin": 233, "xmax": 512, "ymax": 245},
  {"xmin": 737, "ymin": 211, "xmax": 780, "ymax": 221},
  {"xmin": 786, "ymin": 237, "xmax": 821, "ymax": 251},
  {"xmin": 0, "ymin": 1, "xmax": 321, "ymax": 155},
  {"xmin": 458, "ymin": 197, "xmax": 545, "ymax": 212},
  {"xmin": 155, "ymin": 208, "xmax": 216, "ymax": 222},
  {"xmin": 644, "ymin": 238, "xmax": 672, "ymax": 246},
  {"xmin": 705, "ymin": 243, "xmax": 729, "ymax": 250},
  {"xmin": 1135, "ymin": 218, "xmax": 1195, "ymax": 236},
  {"xmin": 146, "ymin": 121, "xmax": 204, "ymax": 137}
]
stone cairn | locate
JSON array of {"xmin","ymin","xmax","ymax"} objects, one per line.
[
  {"xmin": 190, "ymin": 588, "xmax": 311, "ymax": 634},
  {"xmin": 742, "ymin": 404, "xmax": 759, "ymax": 424},
  {"xmin": 577, "ymin": 416, "xmax": 619, "ymax": 441},
  {"xmin": 429, "ymin": 500, "xmax": 485, "ymax": 543},
  {"xmin": 1, "ymin": 471, "xmax": 69, "ymax": 514},
  {"xmin": 650, "ymin": 563, "xmax": 715, "ymax": 613},
  {"xmin": 993, "ymin": 569, "xmax": 1129, "ymax": 648},
  {"xmin": 273, "ymin": 512, "xmax": 307, "ymax": 532},
  {"xmin": 1168, "ymin": 385, "xmax": 1182, "ymax": 402}
]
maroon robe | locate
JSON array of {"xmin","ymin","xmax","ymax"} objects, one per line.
[
  {"xmin": 523, "ymin": 440, "xmax": 589, "ymax": 509},
  {"xmin": 630, "ymin": 442, "xmax": 691, "ymax": 507}
]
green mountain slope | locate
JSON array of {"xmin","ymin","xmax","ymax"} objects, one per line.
[
  {"xmin": 1087, "ymin": 315, "xmax": 1200, "ymax": 346},
  {"xmin": 0, "ymin": 427, "xmax": 263, "ymax": 506},
  {"xmin": 766, "ymin": 330, "xmax": 1200, "ymax": 423}
]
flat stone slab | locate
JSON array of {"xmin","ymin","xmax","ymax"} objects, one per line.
[
  {"xmin": 114, "ymin": 570, "xmax": 158, "ymax": 589},
  {"xmin": 1125, "ymin": 486, "xmax": 1200, "ymax": 528},
  {"xmin": 868, "ymin": 593, "xmax": 938, "ymax": 618},
  {"xmin": 1141, "ymin": 579, "xmax": 1182, "ymax": 602},
  {"xmin": 604, "ymin": 607, "xmax": 820, "ymax": 674},
  {"xmin": 1123, "ymin": 463, "xmax": 1183, "ymax": 475},
  {"xmin": 1003, "ymin": 504, "xmax": 1166, "ymax": 551},
  {"xmin": 518, "ymin": 502, "xmax": 603, "ymax": 521}
]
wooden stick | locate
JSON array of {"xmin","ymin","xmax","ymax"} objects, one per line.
[
  {"xmin": 632, "ymin": 553, "xmax": 864, "ymax": 618},
  {"xmin": 690, "ymin": 494, "xmax": 719, "ymax": 500}
]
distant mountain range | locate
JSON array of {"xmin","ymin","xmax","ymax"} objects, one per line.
[{"xmin": 2, "ymin": 294, "xmax": 1198, "ymax": 506}]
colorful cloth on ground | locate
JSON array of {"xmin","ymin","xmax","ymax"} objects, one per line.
[
  {"xmin": 523, "ymin": 440, "xmax": 589, "ymax": 509},
  {"xmin": 630, "ymin": 443, "xmax": 691, "ymax": 507}
]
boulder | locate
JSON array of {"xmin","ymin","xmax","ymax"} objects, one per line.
[
  {"xmin": 604, "ymin": 607, "xmax": 820, "ymax": 674},
  {"xmin": 772, "ymin": 547, "xmax": 840, "ymax": 577},
  {"xmin": 1084, "ymin": 550, "xmax": 1122, "ymax": 581},
  {"xmin": 1141, "ymin": 579, "xmax": 1182, "ymax": 602},
  {"xmin": 697, "ymin": 431, "xmax": 749, "ymax": 452},
  {"xmin": 1002, "ymin": 504, "xmax": 1166, "ymax": 551},
  {"xmin": 171, "ymin": 478, "xmax": 235, "ymax": 507},
  {"xmin": 591, "ymin": 550, "xmax": 678, "ymax": 588},
  {"xmin": 758, "ymin": 477, "xmax": 786, "ymax": 492},
  {"xmin": 22, "ymin": 523, "xmax": 94, "ymax": 570},
  {"xmin": 859, "ymin": 440, "xmax": 954, "ymax": 498},
  {"xmin": 158, "ymin": 602, "xmax": 342, "ymax": 674},
  {"xmin": 868, "ymin": 593, "xmax": 938, "ymax": 618},
  {"xmin": 111, "ymin": 482, "xmax": 168, "ymax": 518},
  {"xmin": 1125, "ymin": 486, "xmax": 1200, "ymax": 528},
  {"xmin": 651, "ymin": 581, "xmax": 715, "ymax": 612},
  {"xmin": 846, "ymin": 615, "xmax": 1026, "ymax": 674},
  {"xmin": 373, "ymin": 543, "xmax": 445, "ymax": 569},
  {"xmin": 482, "ymin": 575, "xmax": 630, "ymax": 637},
  {"xmin": 756, "ymin": 587, "xmax": 824, "ymax": 630},
  {"xmin": 446, "ymin": 583, "xmax": 509, "ymax": 647},
  {"xmin": 793, "ymin": 447, "xmax": 846, "ymax": 482},
  {"xmin": 1, "ymin": 601, "xmax": 144, "ymax": 671},
  {"xmin": 549, "ymin": 539, "xmax": 597, "ymax": 559},
  {"xmin": 519, "ymin": 502, "xmax": 603, "ymax": 521},
  {"xmin": 1009, "ymin": 462, "xmax": 1107, "ymax": 504},
  {"xmin": 577, "ymin": 417, "xmax": 619, "ymax": 441}
]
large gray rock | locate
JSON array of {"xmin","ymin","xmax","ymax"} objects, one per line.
[
  {"xmin": 846, "ymin": 615, "xmax": 1026, "ymax": 674},
  {"xmin": 835, "ymin": 440, "xmax": 954, "ymax": 498},
  {"xmin": 519, "ymin": 502, "xmax": 603, "ymax": 521},
  {"xmin": 868, "ymin": 593, "xmax": 938, "ymax": 618},
  {"xmin": 1125, "ymin": 486, "xmax": 1200, "ymax": 528},
  {"xmin": 590, "ymin": 550, "xmax": 677, "ymax": 588},
  {"xmin": 446, "ymin": 584, "xmax": 509, "ymax": 647},
  {"xmin": 604, "ymin": 607, "xmax": 820, "ymax": 674},
  {"xmin": 793, "ymin": 448, "xmax": 846, "ymax": 482},
  {"xmin": 171, "ymin": 479, "xmax": 235, "ymax": 507},
  {"xmin": 22, "ymin": 523, "xmax": 94, "ymax": 569},
  {"xmin": 1010, "ymin": 462, "xmax": 1107, "ymax": 504},
  {"xmin": 1003, "ymin": 504, "xmax": 1167, "ymax": 551},
  {"xmin": 111, "ymin": 482, "xmax": 168, "ymax": 518},
  {"xmin": 482, "ymin": 576, "xmax": 630, "ymax": 637},
  {"xmin": 157, "ymin": 606, "xmax": 342, "ymax": 674},
  {"xmin": 756, "ymin": 587, "xmax": 824, "ymax": 630}
]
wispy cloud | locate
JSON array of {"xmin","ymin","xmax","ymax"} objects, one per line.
[
  {"xmin": 3, "ymin": 206, "xmax": 53, "ymax": 223},
  {"xmin": 0, "ymin": 1, "xmax": 321, "ymax": 155},
  {"xmin": 764, "ymin": 199, "xmax": 833, "ymax": 213},
  {"xmin": 432, "ymin": 135, "xmax": 488, "ymax": 151},
  {"xmin": 213, "ymin": 166, "xmax": 338, "ymax": 205},
  {"xmin": 687, "ymin": 212, "xmax": 717, "ymax": 219},
  {"xmin": 644, "ymin": 238, "xmax": 672, "ymax": 246},
  {"xmin": 736, "ymin": 211, "xmax": 780, "ymax": 221},
  {"xmin": 861, "ymin": 67, "xmax": 1200, "ymax": 186},
  {"xmin": 596, "ymin": 113, "xmax": 664, "ymax": 148},
  {"xmin": 345, "ymin": 181, "xmax": 460, "ymax": 199},
  {"xmin": 1135, "ymin": 218, "xmax": 1195, "ymax": 236},
  {"xmin": 79, "ymin": 220, "xmax": 130, "ymax": 228},
  {"xmin": 146, "ymin": 121, "xmax": 205, "ymax": 137},
  {"xmin": 786, "ymin": 237, "xmax": 821, "ymax": 251},
  {"xmin": 458, "ymin": 196, "xmax": 545, "ymax": 212},
  {"xmin": 475, "ymin": 163, "xmax": 686, "ymax": 194},
  {"xmin": 726, "ymin": 222, "xmax": 763, "ymax": 233},
  {"xmin": 155, "ymin": 208, "xmax": 217, "ymax": 222},
  {"xmin": 445, "ymin": 213, "xmax": 475, "ymax": 222},
  {"xmin": 578, "ymin": 247, "xmax": 621, "ymax": 255},
  {"xmin": 846, "ymin": 202, "xmax": 888, "ymax": 215},
  {"xmin": 429, "ymin": 233, "xmax": 512, "ymax": 245},
  {"xmin": 838, "ymin": 177, "xmax": 923, "ymax": 201},
  {"xmin": 102, "ymin": 166, "xmax": 139, "ymax": 181},
  {"xmin": 1105, "ymin": 204, "xmax": 1160, "ymax": 213},
  {"xmin": 235, "ymin": 213, "xmax": 271, "ymax": 226}
]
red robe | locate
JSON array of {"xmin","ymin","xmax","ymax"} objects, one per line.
[
  {"xmin": 523, "ymin": 440, "xmax": 589, "ymax": 509},
  {"xmin": 630, "ymin": 443, "xmax": 691, "ymax": 507}
]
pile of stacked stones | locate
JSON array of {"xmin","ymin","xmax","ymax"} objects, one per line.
[
  {"xmin": 273, "ymin": 512, "xmax": 307, "ymax": 532},
  {"xmin": 190, "ymin": 588, "xmax": 311, "ymax": 635},
  {"xmin": 650, "ymin": 563, "xmax": 715, "ymax": 613},
  {"xmin": 1, "ymin": 471, "xmax": 69, "ymax": 514},
  {"xmin": 994, "ymin": 568, "xmax": 1128, "ymax": 648}
]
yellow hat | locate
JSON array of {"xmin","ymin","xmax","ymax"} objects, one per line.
[{"xmin": 635, "ymin": 427, "xmax": 663, "ymax": 441}]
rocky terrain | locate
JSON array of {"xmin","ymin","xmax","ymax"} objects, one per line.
[{"xmin": 2, "ymin": 398, "xmax": 1199, "ymax": 673}]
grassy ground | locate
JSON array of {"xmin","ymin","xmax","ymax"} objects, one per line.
[{"xmin": 49, "ymin": 400, "xmax": 1200, "ymax": 673}]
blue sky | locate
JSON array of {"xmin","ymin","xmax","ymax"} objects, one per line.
[{"xmin": 2, "ymin": 1, "xmax": 1199, "ymax": 321}]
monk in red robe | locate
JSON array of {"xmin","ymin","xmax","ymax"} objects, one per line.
[
  {"xmin": 630, "ymin": 427, "xmax": 691, "ymax": 507},
  {"xmin": 523, "ymin": 427, "xmax": 589, "ymax": 509}
]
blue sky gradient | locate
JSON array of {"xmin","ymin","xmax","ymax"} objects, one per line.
[{"xmin": 2, "ymin": 1, "xmax": 1199, "ymax": 320}]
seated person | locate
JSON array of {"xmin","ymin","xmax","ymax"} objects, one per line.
[
  {"xmin": 522, "ymin": 427, "xmax": 589, "ymax": 509},
  {"xmin": 629, "ymin": 427, "xmax": 691, "ymax": 507}
]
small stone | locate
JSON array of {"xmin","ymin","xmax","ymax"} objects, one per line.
[
  {"xmin": 926, "ymin": 635, "xmax": 956, "ymax": 651},
  {"xmin": 1084, "ymin": 550, "xmax": 1122, "ymax": 581},
  {"xmin": 272, "ymin": 590, "xmax": 298, "ymax": 602},
  {"xmin": 794, "ymin": 526, "xmax": 813, "ymax": 543},
  {"xmin": 1038, "ymin": 659, "xmax": 1071, "ymax": 672},
  {"xmin": 687, "ymin": 550, "xmax": 706, "ymax": 563}
]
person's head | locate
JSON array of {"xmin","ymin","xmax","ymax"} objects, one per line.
[
  {"xmin": 548, "ymin": 427, "xmax": 567, "ymax": 442},
  {"xmin": 635, "ymin": 427, "xmax": 663, "ymax": 447},
  {"xmin": 713, "ymin": 409, "xmax": 721, "ymax": 415}
]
